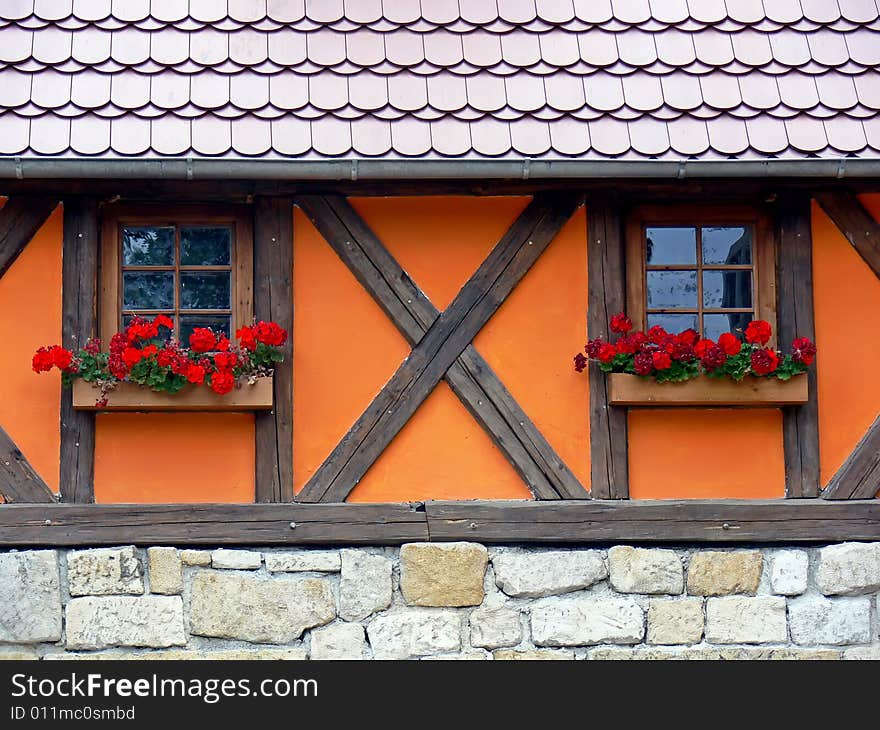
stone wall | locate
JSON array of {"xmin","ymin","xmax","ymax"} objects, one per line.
[{"xmin": 1, "ymin": 542, "xmax": 878, "ymax": 660}]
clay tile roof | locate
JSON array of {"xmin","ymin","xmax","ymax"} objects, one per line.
[{"xmin": 1, "ymin": 0, "xmax": 879, "ymax": 160}]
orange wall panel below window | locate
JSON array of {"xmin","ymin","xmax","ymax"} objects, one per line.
[
  {"xmin": 813, "ymin": 196, "xmax": 880, "ymax": 488},
  {"xmin": 628, "ymin": 409, "xmax": 785, "ymax": 499},
  {"xmin": 94, "ymin": 413, "xmax": 255, "ymax": 503},
  {"xmin": 0, "ymin": 202, "xmax": 62, "ymax": 493}
]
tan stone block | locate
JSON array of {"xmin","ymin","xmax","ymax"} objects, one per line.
[
  {"xmin": 687, "ymin": 551, "xmax": 763, "ymax": 596},
  {"xmin": 180, "ymin": 550, "xmax": 212, "ymax": 567},
  {"xmin": 493, "ymin": 649, "xmax": 574, "ymax": 660},
  {"xmin": 588, "ymin": 647, "xmax": 840, "ymax": 661},
  {"xmin": 46, "ymin": 649, "xmax": 307, "ymax": 660},
  {"xmin": 400, "ymin": 542, "xmax": 488, "ymax": 607},
  {"xmin": 646, "ymin": 598, "xmax": 704, "ymax": 645},
  {"xmin": 147, "ymin": 548, "xmax": 182, "ymax": 595}
]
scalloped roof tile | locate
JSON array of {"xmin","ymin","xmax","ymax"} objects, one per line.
[{"xmin": 0, "ymin": 0, "xmax": 878, "ymax": 159}]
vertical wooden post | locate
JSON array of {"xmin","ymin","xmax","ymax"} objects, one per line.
[
  {"xmin": 253, "ymin": 197, "xmax": 294, "ymax": 502},
  {"xmin": 60, "ymin": 198, "xmax": 98, "ymax": 503},
  {"xmin": 776, "ymin": 192, "xmax": 820, "ymax": 498},
  {"xmin": 587, "ymin": 195, "xmax": 629, "ymax": 499}
]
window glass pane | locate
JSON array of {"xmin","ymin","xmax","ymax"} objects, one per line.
[
  {"xmin": 180, "ymin": 227, "xmax": 231, "ymax": 266},
  {"xmin": 702, "ymin": 270, "xmax": 753, "ymax": 309},
  {"xmin": 122, "ymin": 226, "xmax": 174, "ymax": 266},
  {"xmin": 703, "ymin": 313, "xmax": 752, "ymax": 341},
  {"xmin": 123, "ymin": 272, "xmax": 175, "ymax": 310},
  {"xmin": 647, "ymin": 270, "xmax": 697, "ymax": 309},
  {"xmin": 179, "ymin": 316, "xmax": 231, "ymax": 343},
  {"xmin": 702, "ymin": 226, "xmax": 752, "ymax": 265},
  {"xmin": 645, "ymin": 227, "xmax": 697, "ymax": 265},
  {"xmin": 180, "ymin": 272, "xmax": 231, "ymax": 310},
  {"xmin": 647, "ymin": 312, "xmax": 698, "ymax": 334}
]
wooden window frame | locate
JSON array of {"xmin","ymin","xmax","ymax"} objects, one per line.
[
  {"xmin": 625, "ymin": 204, "xmax": 776, "ymax": 342},
  {"xmin": 99, "ymin": 204, "xmax": 253, "ymax": 345}
]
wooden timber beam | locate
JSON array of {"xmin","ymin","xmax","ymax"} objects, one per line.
[
  {"xmin": 0, "ymin": 197, "xmax": 58, "ymax": 279},
  {"xmin": 814, "ymin": 191, "xmax": 880, "ymax": 278},
  {"xmin": 253, "ymin": 197, "xmax": 294, "ymax": 502},
  {"xmin": 775, "ymin": 192, "xmax": 820, "ymax": 498},
  {"xmin": 0, "ymin": 425, "xmax": 55, "ymax": 503},
  {"xmin": 295, "ymin": 195, "xmax": 587, "ymax": 501},
  {"xmin": 0, "ymin": 499, "xmax": 878, "ymax": 545},
  {"xmin": 59, "ymin": 197, "xmax": 98, "ymax": 504},
  {"xmin": 586, "ymin": 195, "xmax": 629, "ymax": 499},
  {"xmin": 297, "ymin": 193, "xmax": 581, "ymax": 503},
  {"xmin": 823, "ymin": 415, "xmax": 880, "ymax": 500}
]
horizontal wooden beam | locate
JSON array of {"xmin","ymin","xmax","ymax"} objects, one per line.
[
  {"xmin": 424, "ymin": 499, "xmax": 880, "ymax": 543},
  {"xmin": 0, "ymin": 503, "xmax": 429, "ymax": 546},
  {"xmin": 0, "ymin": 499, "xmax": 876, "ymax": 545}
]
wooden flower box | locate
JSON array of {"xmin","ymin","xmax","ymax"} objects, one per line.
[
  {"xmin": 608, "ymin": 373, "xmax": 809, "ymax": 407},
  {"xmin": 72, "ymin": 376, "xmax": 274, "ymax": 412}
]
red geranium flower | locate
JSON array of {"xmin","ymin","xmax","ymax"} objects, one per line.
[
  {"xmin": 236, "ymin": 325, "xmax": 257, "ymax": 351},
  {"xmin": 84, "ymin": 338, "xmax": 101, "ymax": 355},
  {"xmin": 701, "ymin": 345, "xmax": 728, "ymax": 371},
  {"xmin": 609, "ymin": 313, "xmax": 633, "ymax": 334},
  {"xmin": 647, "ymin": 325, "xmax": 668, "ymax": 344},
  {"xmin": 694, "ymin": 339, "xmax": 714, "ymax": 358},
  {"xmin": 634, "ymin": 352, "xmax": 653, "ymax": 375},
  {"xmin": 676, "ymin": 329, "xmax": 699, "ymax": 347},
  {"xmin": 652, "ymin": 351, "xmax": 672, "ymax": 370},
  {"xmin": 573, "ymin": 353, "xmax": 587, "ymax": 373},
  {"xmin": 791, "ymin": 337, "xmax": 816, "ymax": 366},
  {"xmin": 254, "ymin": 321, "xmax": 287, "ymax": 346},
  {"xmin": 210, "ymin": 369, "xmax": 235, "ymax": 395},
  {"xmin": 717, "ymin": 332, "xmax": 742, "ymax": 356},
  {"xmin": 185, "ymin": 363, "xmax": 207, "ymax": 384},
  {"xmin": 156, "ymin": 347, "xmax": 177, "ymax": 368},
  {"xmin": 122, "ymin": 347, "xmax": 144, "ymax": 369},
  {"xmin": 32, "ymin": 347, "xmax": 55, "ymax": 373},
  {"xmin": 745, "ymin": 320, "xmax": 772, "ymax": 346},
  {"xmin": 597, "ymin": 343, "xmax": 617, "ymax": 364},
  {"xmin": 189, "ymin": 327, "xmax": 217, "ymax": 353},
  {"xmin": 214, "ymin": 352, "xmax": 238, "ymax": 370},
  {"xmin": 153, "ymin": 314, "xmax": 174, "ymax": 331},
  {"xmin": 750, "ymin": 347, "xmax": 779, "ymax": 375}
]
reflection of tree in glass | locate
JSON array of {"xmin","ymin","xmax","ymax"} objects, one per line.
[
  {"xmin": 180, "ymin": 227, "xmax": 231, "ymax": 266},
  {"xmin": 122, "ymin": 227, "xmax": 174, "ymax": 266},
  {"xmin": 123, "ymin": 272, "xmax": 174, "ymax": 309},
  {"xmin": 180, "ymin": 272, "xmax": 231, "ymax": 310}
]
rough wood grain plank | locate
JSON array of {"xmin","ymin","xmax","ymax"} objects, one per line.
[
  {"xmin": 587, "ymin": 195, "xmax": 629, "ymax": 499},
  {"xmin": 60, "ymin": 198, "xmax": 98, "ymax": 504},
  {"xmin": 776, "ymin": 192, "xmax": 819, "ymax": 498},
  {"xmin": 298, "ymin": 194, "xmax": 581, "ymax": 503},
  {"xmin": 0, "ymin": 197, "xmax": 57, "ymax": 279},
  {"xmin": 295, "ymin": 195, "xmax": 587, "ymax": 500},
  {"xmin": 425, "ymin": 499, "xmax": 880, "ymax": 543},
  {"xmin": 254, "ymin": 197, "xmax": 294, "ymax": 503},
  {"xmin": 72, "ymin": 377, "xmax": 274, "ymax": 411},
  {"xmin": 0, "ymin": 503, "xmax": 428, "ymax": 545},
  {"xmin": 823, "ymin": 415, "xmax": 880, "ymax": 500},
  {"xmin": 0, "ymin": 426, "xmax": 55, "ymax": 503},
  {"xmin": 814, "ymin": 191, "xmax": 880, "ymax": 278}
]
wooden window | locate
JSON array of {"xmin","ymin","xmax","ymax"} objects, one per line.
[
  {"xmin": 625, "ymin": 205, "xmax": 776, "ymax": 340},
  {"xmin": 99, "ymin": 205, "xmax": 253, "ymax": 343}
]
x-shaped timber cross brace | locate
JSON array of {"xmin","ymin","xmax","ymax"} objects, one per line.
[{"xmin": 295, "ymin": 193, "xmax": 589, "ymax": 503}]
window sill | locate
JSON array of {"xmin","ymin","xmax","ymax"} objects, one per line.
[
  {"xmin": 608, "ymin": 373, "xmax": 808, "ymax": 407},
  {"xmin": 72, "ymin": 377, "xmax": 274, "ymax": 412}
]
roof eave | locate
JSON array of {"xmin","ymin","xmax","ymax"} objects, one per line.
[{"xmin": 2, "ymin": 157, "xmax": 880, "ymax": 181}]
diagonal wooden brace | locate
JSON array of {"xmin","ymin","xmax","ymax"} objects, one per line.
[{"xmin": 297, "ymin": 193, "xmax": 584, "ymax": 503}]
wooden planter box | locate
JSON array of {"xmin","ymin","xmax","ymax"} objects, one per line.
[
  {"xmin": 608, "ymin": 373, "xmax": 809, "ymax": 407},
  {"xmin": 72, "ymin": 377, "xmax": 274, "ymax": 412}
]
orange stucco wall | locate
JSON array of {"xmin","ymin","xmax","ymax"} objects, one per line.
[
  {"xmin": 0, "ymin": 201, "xmax": 62, "ymax": 494},
  {"xmin": 292, "ymin": 197, "xmax": 589, "ymax": 501},
  {"xmin": 94, "ymin": 413, "xmax": 254, "ymax": 503},
  {"xmin": 813, "ymin": 195, "xmax": 880, "ymax": 489}
]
